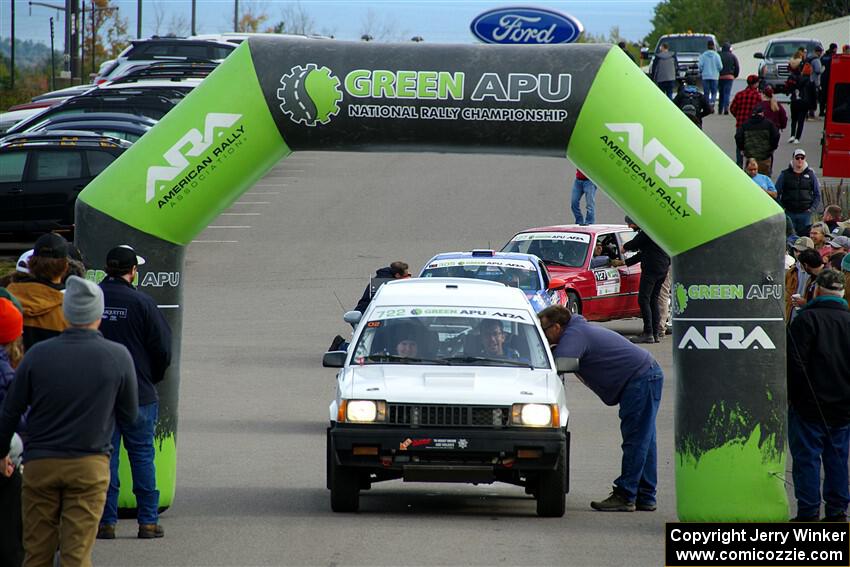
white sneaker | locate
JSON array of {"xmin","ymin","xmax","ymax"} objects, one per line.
[{"xmin": 787, "ymin": 136, "xmax": 796, "ymax": 143}]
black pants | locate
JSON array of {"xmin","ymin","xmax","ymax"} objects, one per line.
[
  {"xmin": 638, "ymin": 271, "xmax": 667, "ymax": 335},
  {"xmin": 790, "ymin": 100, "xmax": 808, "ymax": 140}
]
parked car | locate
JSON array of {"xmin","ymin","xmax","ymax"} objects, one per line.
[
  {"xmin": 323, "ymin": 277, "xmax": 571, "ymax": 516},
  {"xmin": 501, "ymin": 224, "xmax": 641, "ymax": 321},
  {"xmin": 418, "ymin": 249, "xmax": 566, "ymax": 312},
  {"xmin": 94, "ymin": 37, "xmax": 236, "ymax": 84},
  {"xmin": 821, "ymin": 54, "xmax": 850, "ymax": 178},
  {"xmin": 754, "ymin": 38, "xmax": 823, "ymax": 92},
  {"xmin": 15, "ymin": 112, "xmax": 157, "ymax": 143},
  {"xmin": 5, "ymin": 85, "xmax": 190, "ymax": 135},
  {"xmin": 0, "ymin": 130, "xmax": 130, "ymax": 235},
  {"xmin": 106, "ymin": 61, "xmax": 219, "ymax": 84},
  {"xmin": 646, "ymin": 32, "xmax": 718, "ymax": 81}
]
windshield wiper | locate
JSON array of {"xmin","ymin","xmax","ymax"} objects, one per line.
[
  {"xmin": 363, "ymin": 354, "xmax": 448, "ymax": 365},
  {"xmin": 441, "ymin": 356, "xmax": 532, "ymax": 368}
]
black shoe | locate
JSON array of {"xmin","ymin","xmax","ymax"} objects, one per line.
[
  {"xmin": 329, "ymin": 335, "xmax": 345, "ymax": 352},
  {"xmin": 790, "ymin": 515, "xmax": 819, "ymax": 522},
  {"xmin": 138, "ymin": 523, "xmax": 164, "ymax": 539},
  {"xmin": 654, "ymin": 334, "xmax": 663, "ymax": 343},
  {"xmin": 96, "ymin": 524, "xmax": 116, "ymax": 540},
  {"xmin": 823, "ymin": 514, "xmax": 847, "ymax": 522},
  {"xmin": 630, "ymin": 333, "xmax": 655, "ymax": 344},
  {"xmin": 591, "ymin": 491, "xmax": 636, "ymax": 512},
  {"xmin": 636, "ymin": 501, "xmax": 657, "ymax": 511}
]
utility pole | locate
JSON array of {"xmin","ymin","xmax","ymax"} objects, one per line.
[
  {"xmin": 233, "ymin": 0, "xmax": 238, "ymax": 32},
  {"xmin": 50, "ymin": 16, "xmax": 56, "ymax": 90},
  {"xmin": 137, "ymin": 0, "xmax": 142, "ymax": 37},
  {"xmin": 70, "ymin": 0, "xmax": 79, "ymax": 79},
  {"xmin": 10, "ymin": 0, "xmax": 15, "ymax": 88},
  {"xmin": 191, "ymin": 0, "xmax": 196, "ymax": 35}
]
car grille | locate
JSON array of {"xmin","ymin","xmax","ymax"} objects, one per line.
[
  {"xmin": 777, "ymin": 64, "xmax": 789, "ymax": 77},
  {"xmin": 387, "ymin": 404, "xmax": 510, "ymax": 427}
]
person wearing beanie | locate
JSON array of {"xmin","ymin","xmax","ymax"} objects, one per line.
[
  {"xmin": 787, "ymin": 269, "xmax": 850, "ymax": 521},
  {"xmin": 0, "ymin": 297, "xmax": 24, "ymax": 412},
  {"xmin": 97, "ymin": 245, "xmax": 172, "ymax": 541},
  {"xmin": 6, "ymin": 233, "xmax": 70, "ymax": 349},
  {"xmin": 0, "ymin": 275, "xmax": 138, "ymax": 566}
]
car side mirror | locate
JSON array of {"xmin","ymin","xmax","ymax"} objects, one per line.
[
  {"xmin": 555, "ymin": 357, "xmax": 579, "ymax": 374},
  {"xmin": 640, "ymin": 47, "xmax": 649, "ymax": 60},
  {"xmin": 753, "ymin": 52, "xmax": 764, "ymax": 59},
  {"xmin": 323, "ymin": 351, "xmax": 346, "ymax": 368},
  {"xmin": 343, "ymin": 310, "xmax": 362, "ymax": 325},
  {"xmin": 548, "ymin": 278, "xmax": 566, "ymax": 291}
]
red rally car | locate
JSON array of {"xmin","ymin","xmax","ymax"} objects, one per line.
[{"xmin": 501, "ymin": 224, "xmax": 642, "ymax": 322}]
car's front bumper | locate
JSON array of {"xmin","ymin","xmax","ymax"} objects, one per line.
[{"xmin": 329, "ymin": 424, "xmax": 567, "ymax": 483}]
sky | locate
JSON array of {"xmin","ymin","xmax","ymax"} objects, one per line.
[{"xmin": 1, "ymin": 0, "xmax": 660, "ymax": 47}]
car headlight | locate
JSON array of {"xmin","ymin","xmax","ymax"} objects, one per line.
[
  {"xmin": 511, "ymin": 403, "xmax": 559, "ymax": 427},
  {"xmin": 340, "ymin": 400, "xmax": 387, "ymax": 423},
  {"xmin": 764, "ymin": 63, "xmax": 776, "ymax": 75}
]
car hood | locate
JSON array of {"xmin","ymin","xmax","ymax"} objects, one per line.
[{"xmin": 347, "ymin": 365, "xmax": 554, "ymax": 405}]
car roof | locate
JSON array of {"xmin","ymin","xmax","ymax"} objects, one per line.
[
  {"xmin": 767, "ymin": 38, "xmax": 822, "ymax": 43},
  {"xmin": 0, "ymin": 130, "xmax": 132, "ymax": 149},
  {"xmin": 30, "ymin": 111, "xmax": 157, "ymax": 125},
  {"xmin": 97, "ymin": 79, "xmax": 201, "ymax": 91},
  {"xmin": 425, "ymin": 251, "xmax": 542, "ymax": 264},
  {"xmin": 510, "ymin": 223, "xmax": 630, "ymax": 235},
  {"xmin": 371, "ymin": 278, "xmax": 531, "ymax": 310}
]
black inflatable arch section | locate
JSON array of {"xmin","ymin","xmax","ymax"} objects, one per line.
[{"xmin": 77, "ymin": 37, "xmax": 787, "ymax": 520}]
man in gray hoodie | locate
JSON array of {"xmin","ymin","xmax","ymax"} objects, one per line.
[
  {"xmin": 650, "ymin": 43, "xmax": 678, "ymax": 99},
  {"xmin": 0, "ymin": 276, "xmax": 138, "ymax": 567}
]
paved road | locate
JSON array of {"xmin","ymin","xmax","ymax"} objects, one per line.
[{"xmin": 6, "ymin": 108, "xmax": 824, "ymax": 566}]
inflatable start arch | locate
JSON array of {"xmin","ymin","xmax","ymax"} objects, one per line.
[{"xmin": 77, "ymin": 37, "xmax": 787, "ymax": 521}]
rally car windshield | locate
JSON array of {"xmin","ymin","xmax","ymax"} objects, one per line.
[
  {"xmin": 766, "ymin": 41, "xmax": 820, "ymax": 59},
  {"xmin": 502, "ymin": 232, "xmax": 590, "ymax": 268},
  {"xmin": 420, "ymin": 261, "xmax": 539, "ymax": 292},
  {"xmin": 351, "ymin": 311, "xmax": 551, "ymax": 369}
]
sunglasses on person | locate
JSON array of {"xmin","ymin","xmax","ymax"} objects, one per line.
[{"xmin": 794, "ymin": 156, "xmax": 806, "ymax": 160}]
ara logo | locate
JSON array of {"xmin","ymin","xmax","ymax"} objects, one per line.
[
  {"xmin": 145, "ymin": 113, "xmax": 241, "ymax": 203},
  {"xmin": 605, "ymin": 123, "xmax": 702, "ymax": 215},
  {"xmin": 678, "ymin": 326, "xmax": 776, "ymax": 350},
  {"xmin": 277, "ymin": 64, "xmax": 343, "ymax": 126}
]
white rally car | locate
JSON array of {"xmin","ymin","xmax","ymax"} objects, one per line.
[{"xmin": 323, "ymin": 278, "xmax": 573, "ymax": 517}]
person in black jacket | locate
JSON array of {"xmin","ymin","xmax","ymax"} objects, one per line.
[
  {"xmin": 623, "ymin": 217, "xmax": 671, "ymax": 344},
  {"xmin": 735, "ymin": 106, "xmax": 780, "ymax": 175},
  {"xmin": 787, "ymin": 269, "xmax": 850, "ymax": 522},
  {"xmin": 718, "ymin": 42, "xmax": 740, "ymax": 115},
  {"xmin": 776, "ymin": 148, "xmax": 822, "ymax": 236},
  {"xmin": 353, "ymin": 261, "xmax": 411, "ymax": 314},
  {"xmin": 97, "ymin": 245, "xmax": 172, "ymax": 541},
  {"xmin": 673, "ymin": 77, "xmax": 712, "ymax": 129}
]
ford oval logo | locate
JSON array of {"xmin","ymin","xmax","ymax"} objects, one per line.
[{"xmin": 470, "ymin": 6, "xmax": 584, "ymax": 45}]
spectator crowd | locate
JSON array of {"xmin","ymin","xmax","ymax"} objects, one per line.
[{"xmin": 0, "ymin": 234, "xmax": 172, "ymax": 566}]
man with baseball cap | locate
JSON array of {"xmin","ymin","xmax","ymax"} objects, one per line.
[
  {"xmin": 785, "ymin": 236, "xmax": 815, "ymax": 321},
  {"xmin": 776, "ymin": 148, "xmax": 821, "ymax": 237},
  {"xmin": 97, "ymin": 245, "xmax": 172, "ymax": 540},
  {"xmin": 0, "ymin": 276, "xmax": 138, "ymax": 565},
  {"xmin": 787, "ymin": 269, "xmax": 850, "ymax": 521},
  {"xmin": 827, "ymin": 235, "xmax": 850, "ymax": 255},
  {"xmin": 6, "ymin": 233, "xmax": 71, "ymax": 349}
]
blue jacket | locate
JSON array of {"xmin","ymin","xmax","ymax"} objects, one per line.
[
  {"xmin": 100, "ymin": 277, "xmax": 172, "ymax": 406},
  {"xmin": 552, "ymin": 315, "xmax": 654, "ymax": 405},
  {"xmin": 698, "ymin": 50, "xmax": 723, "ymax": 80}
]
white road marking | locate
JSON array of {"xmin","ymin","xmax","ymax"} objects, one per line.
[{"xmin": 157, "ymin": 305, "xmax": 181, "ymax": 309}]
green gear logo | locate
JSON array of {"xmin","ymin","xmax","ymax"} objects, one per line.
[
  {"xmin": 276, "ymin": 64, "xmax": 342, "ymax": 126},
  {"xmin": 672, "ymin": 283, "xmax": 688, "ymax": 315}
]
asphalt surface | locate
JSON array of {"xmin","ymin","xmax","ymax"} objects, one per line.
[{"xmin": 2, "ymin": 109, "xmax": 829, "ymax": 566}]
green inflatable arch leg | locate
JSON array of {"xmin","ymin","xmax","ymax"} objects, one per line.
[{"xmin": 77, "ymin": 38, "xmax": 787, "ymax": 521}]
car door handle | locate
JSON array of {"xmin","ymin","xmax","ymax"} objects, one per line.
[
  {"xmin": 826, "ymin": 133, "xmax": 844, "ymax": 138},
  {"xmin": 7, "ymin": 189, "xmax": 23, "ymax": 194}
]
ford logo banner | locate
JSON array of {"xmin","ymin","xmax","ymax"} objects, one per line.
[{"xmin": 470, "ymin": 6, "xmax": 584, "ymax": 45}]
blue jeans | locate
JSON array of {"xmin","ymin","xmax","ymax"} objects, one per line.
[
  {"xmin": 718, "ymin": 79, "xmax": 733, "ymax": 112},
  {"xmin": 702, "ymin": 78, "xmax": 718, "ymax": 106},
  {"xmin": 570, "ymin": 179, "xmax": 597, "ymax": 225},
  {"xmin": 788, "ymin": 407, "xmax": 850, "ymax": 519},
  {"xmin": 786, "ymin": 211, "xmax": 812, "ymax": 237},
  {"xmin": 101, "ymin": 402, "xmax": 160, "ymax": 525},
  {"xmin": 614, "ymin": 361, "xmax": 663, "ymax": 504}
]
